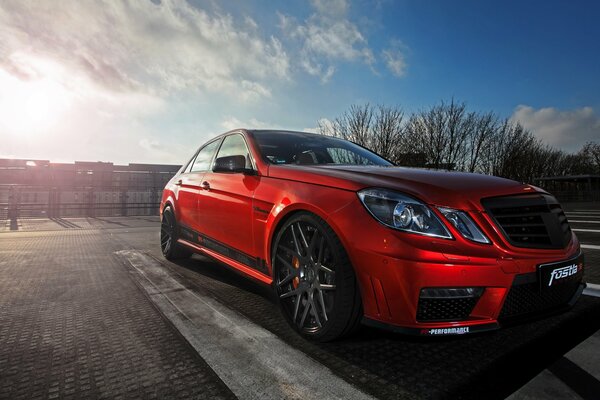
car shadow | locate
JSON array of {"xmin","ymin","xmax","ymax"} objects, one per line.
[
  {"xmin": 165, "ymin": 253, "xmax": 600, "ymax": 400},
  {"xmin": 171, "ymin": 254, "xmax": 276, "ymax": 302}
]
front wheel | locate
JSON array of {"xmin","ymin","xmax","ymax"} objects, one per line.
[{"xmin": 272, "ymin": 212, "xmax": 362, "ymax": 342}]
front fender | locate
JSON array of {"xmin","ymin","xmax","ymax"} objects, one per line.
[{"xmin": 257, "ymin": 180, "xmax": 357, "ymax": 276}]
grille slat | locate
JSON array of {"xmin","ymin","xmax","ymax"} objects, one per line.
[
  {"xmin": 482, "ymin": 194, "xmax": 572, "ymax": 249},
  {"xmin": 507, "ymin": 233, "xmax": 550, "ymax": 238},
  {"xmin": 501, "ymin": 223, "xmax": 546, "ymax": 228},
  {"xmin": 494, "ymin": 212, "xmax": 545, "ymax": 218}
]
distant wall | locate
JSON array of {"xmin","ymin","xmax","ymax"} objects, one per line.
[{"xmin": 0, "ymin": 159, "xmax": 181, "ymax": 219}]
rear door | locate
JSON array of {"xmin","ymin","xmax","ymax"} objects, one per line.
[
  {"xmin": 176, "ymin": 138, "xmax": 221, "ymax": 232},
  {"xmin": 197, "ymin": 133, "xmax": 260, "ymax": 261}
]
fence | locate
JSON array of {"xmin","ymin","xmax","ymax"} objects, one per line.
[
  {"xmin": 546, "ymin": 190, "xmax": 600, "ymax": 203},
  {"xmin": 0, "ymin": 185, "xmax": 163, "ymax": 220}
]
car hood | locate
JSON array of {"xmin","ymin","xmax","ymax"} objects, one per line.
[{"xmin": 267, "ymin": 164, "xmax": 541, "ymax": 210}]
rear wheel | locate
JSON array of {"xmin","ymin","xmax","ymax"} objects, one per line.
[
  {"xmin": 160, "ymin": 206, "xmax": 192, "ymax": 260},
  {"xmin": 272, "ymin": 212, "xmax": 362, "ymax": 341}
]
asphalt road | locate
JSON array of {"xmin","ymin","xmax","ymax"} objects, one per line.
[
  {"xmin": 0, "ymin": 209, "xmax": 599, "ymax": 400},
  {"xmin": 509, "ymin": 205, "xmax": 600, "ymax": 400}
]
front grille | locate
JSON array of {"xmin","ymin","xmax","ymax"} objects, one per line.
[
  {"xmin": 482, "ymin": 194, "xmax": 571, "ymax": 249},
  {"xmin": 499, "ymin": 272, "xmax": 582, "ymax": 319},
  {"xmin": 417, "ymin": 297, "xmax": 480, "ymax": 322}
]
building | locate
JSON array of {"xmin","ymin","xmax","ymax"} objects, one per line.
[{"xmin": 0, "ymin": 159, "xmax": 181, "ymax": 219}]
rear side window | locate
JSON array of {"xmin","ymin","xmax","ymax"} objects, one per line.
[
  {"xmin": 215, "ymin": 134, "xmax": 253, "ymax": 169},
  {"xmin": 190, "ymin": 140, "xmax": 221, "ymax": 172}
]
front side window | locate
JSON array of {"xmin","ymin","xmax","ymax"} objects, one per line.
[
  {"xmin": 215, "ymin": 134, "xmax": 253, "ymax": 169},
  {"xmin": 190, "ymin": 140, "xmax": 221, "ymax": 172}
]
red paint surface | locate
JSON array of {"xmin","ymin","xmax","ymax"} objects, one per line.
[{"xmin": 161, "ymin": 129, "xmax": 581, "ymax": 332}]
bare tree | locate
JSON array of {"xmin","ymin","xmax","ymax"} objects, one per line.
[
  {"xmin": 580, "ymin": 142, "xmax": 600, "ymax": 174},
  {"xmin": 373, "ymin": 105, "xmax": 405, "ymax": 161},
  {"xmin": 318, "ymin": 100, "xmax": 597, "ymax": 183},
  {"xmin": 318, "ymin": 104, "xmax": 406, "ymax": 162},
  {"xmin": 402, "ymin": 100, "xmax": 473, "ymax": 170},
  {"xmin": 466, "ymin": 112, "xmax": 497, "ymax": 173},
  {"xmin": 403, "ymin": 107, "xmax": 447, "ymax": 168}
]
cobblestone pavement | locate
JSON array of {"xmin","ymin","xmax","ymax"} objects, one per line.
[
  {"xmin": 112, "ymin": 222, "xmax": 600, "ymax": 400},
  {"xmin": 0, "ymin": 227, "xmax": 235, "ymax": 400},
  {"xmin": 1, "ymin": 214, "xmax": 599, "ymax": 400}
]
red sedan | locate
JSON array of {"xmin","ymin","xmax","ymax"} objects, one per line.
[{"xmin": 160, "ymin": 129, "xmax": 585, "ymax": 341}]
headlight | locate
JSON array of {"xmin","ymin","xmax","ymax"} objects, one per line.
[
  {"xmin": 438, "ymin": 207, "xmax": 490, "ymax": 244},
  {"xmin": 357, "ymin": 188, "xmax": 452, "ymax": 239}
]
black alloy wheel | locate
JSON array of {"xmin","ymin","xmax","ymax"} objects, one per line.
[
  {"xmin": 160, "ymin": 206, "xmax": 191, "ymax": 260},
  {"xmin": 273, "ymin": 212, "xmax": 362, "ymax": 341}
]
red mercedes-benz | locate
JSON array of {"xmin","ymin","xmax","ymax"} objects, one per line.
[{"xmin": 160, "ymin": 129, "xmax": 585, "ymax": 341}]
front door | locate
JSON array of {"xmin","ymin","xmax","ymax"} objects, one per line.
[{"xmin": 197, "ymin": 133, "xmax": 259, "ymax": 263}]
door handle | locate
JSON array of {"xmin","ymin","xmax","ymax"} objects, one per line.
[
  {"xmin": 201, "ymin": 181, "xmax": 210, "ymax": 190},
  {"xmin": 175, "ymin": 179, "xmax": 183, "ymax": 186}
]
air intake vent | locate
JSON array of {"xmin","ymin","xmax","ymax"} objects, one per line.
[
  {"xmin": 499, "ymin": 272, "xmax": 582, "ymax": 320},
  {"xmin": 481, "ymin": 194, "xmax": 571, "ymax": 249},
  {"xmin": 416, "ymin": 287, "xmax": 483, "ymax": 322}
]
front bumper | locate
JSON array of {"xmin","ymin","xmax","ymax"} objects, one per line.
[{"xmin": 327, "ymin": 198, "xmax": 585, "ymax": 335}]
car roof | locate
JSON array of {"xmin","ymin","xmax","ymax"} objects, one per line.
[{"xmin": 247, "ymin": 129, "xmax": 330, "ymax": 139}]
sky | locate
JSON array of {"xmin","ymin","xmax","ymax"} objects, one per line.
[{"xmin": 0, "ymin": 0, "xmax": 599, "ymax": 165}]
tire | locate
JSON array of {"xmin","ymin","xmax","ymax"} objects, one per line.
[
  {"xmin": 160, "ymin": 206, "xmax": 192, "ymax": 260},
  {"xmin": 272, "ymin": 212, "xmax": 362, "ymax": 342}
]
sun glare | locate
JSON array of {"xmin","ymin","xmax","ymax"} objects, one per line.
[{"xmin": 0, "ymin": 65, "xmax": 71, "ymax": 135}]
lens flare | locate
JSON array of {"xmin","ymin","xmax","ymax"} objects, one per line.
[{"xmin": 0, "ymin": 59, "xmax": 71, "ymax": 135}]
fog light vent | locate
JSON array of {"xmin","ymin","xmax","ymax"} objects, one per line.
[{"xmin": 417, "ymin": 287, "xmax": 484, "ymax": 322}]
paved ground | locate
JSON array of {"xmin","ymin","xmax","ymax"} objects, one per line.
[
  {"xmin": 0, "ymin": 224, "xmax": 234, "ymax": 400},
  {"xmin": 0, "ymin": 208, "xmax": 599, "ymax": 400},
  {"xmin": 508, "ymin": 205, "xmax": 600, "ymax": 400}
]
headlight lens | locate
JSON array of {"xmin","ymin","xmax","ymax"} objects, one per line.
[
  {"xmin": 357, "ymin": 188, "xmax": 452, "ymax": 239},
  {"xmin": 438, "ymin": 207, "xmax": 490, "ymax": 244}
]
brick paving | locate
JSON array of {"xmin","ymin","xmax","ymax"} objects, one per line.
[
  {"xmin": 0, "ymin": 229, "xmax": 234, "ymax": 400},
  {"xmin": 1, "ymin": 216, "xmax": 599, "ymax": 400},
  {"xmin": 114, "ymin": 228, "xmax": 600, "ymax": 400}
]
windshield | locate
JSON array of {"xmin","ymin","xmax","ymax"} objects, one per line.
[{"xmin": 250, "ymin": 130, "xmax": 393, "ymax": 166}]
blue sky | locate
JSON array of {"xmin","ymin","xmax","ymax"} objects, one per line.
[{"xmin": 0, "ymin": 0, "xmax": 599, "ymax": 164}]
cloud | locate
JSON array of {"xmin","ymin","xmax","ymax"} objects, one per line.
[
  {"xmin": 278, "ymin": 1, "xmax": 374, "ymax": 82},
  {"xmin": 0, "ymin": 0, "xmax": 298, "ymax": 164},
  {"xmin": 382, "ymin": 40, "xmax": 408, "ymax": 77},
  {"xmin": 139, "ymin": 138, "xmax": 162, "ymax": 151},
  {"xmin": 220, "ymin": 116, "xmax": 318, "ymax": 133},
  {"xmin": 0, "ymin": 0, "xmax": 290, "ymax": 101},
  {"xmin": 315, "ymin": 117, "xmax": 335, "ymax": 135},
  {"xmin": 240, "ymin": 80, "xmax": 272, "ymax": 102},
  {"xmin": 221, "ymin": 117, "xmax": 276, "ymax": 131},
  {"xmin": 310, "ymin": 0, "xmax": 349, "ymax": 17},
  {"xmin": 511, "ymin": 105, "xmax": 600, "ymax": 152}
]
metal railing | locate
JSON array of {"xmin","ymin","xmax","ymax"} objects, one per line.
[
  {"xmin": 547, "ymin": 190, "xmax": 600, "ymax": 203},
  {"xmin": 0, "ymin": 185, "xmax": 163, "ymax": 220}
]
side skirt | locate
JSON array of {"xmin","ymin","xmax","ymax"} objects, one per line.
[{"xmin": 178, "ymin": 224, "xmax": 272, "ymax": 285}]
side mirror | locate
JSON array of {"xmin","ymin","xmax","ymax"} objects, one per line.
[{"xmin": 213, "ymin": 155, "xmax": 253, "ymax": 174}]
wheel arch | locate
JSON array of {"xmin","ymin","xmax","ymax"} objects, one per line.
[
  {"xmin": 266, "ymin": 204, "xmax": 325, "ymax": 277},
  {"xmin": 265, "ymin": 202, "xmax": 352, "ymax": 279},
  {"xmin": 161, "ymin": 196, "xmax": 177, "ymax": 219}
]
